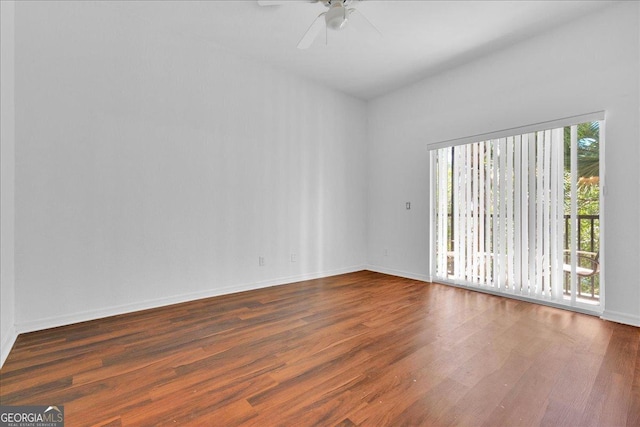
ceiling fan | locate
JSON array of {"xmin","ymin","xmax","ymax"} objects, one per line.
[{"xmin": 258, "ymin": 0, "xmax": 380, "ymax": 49}]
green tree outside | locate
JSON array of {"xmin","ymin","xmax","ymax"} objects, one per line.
[{"xmin": 563, "ymin": 122, "xmax": 600, "ymax": 299}]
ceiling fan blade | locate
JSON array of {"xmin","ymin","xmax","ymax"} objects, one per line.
[
  {"xmin": 347, "ymin": 8, "xmax": 381, "ymax": 36},
  {"xmin": 297, "ymin": 13, "xmax": 326, "ymax": 49}
]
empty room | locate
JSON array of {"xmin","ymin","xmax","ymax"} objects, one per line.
[{"xmin": 1, "ymin": 0, "xmax": 639, "ymax": 425}]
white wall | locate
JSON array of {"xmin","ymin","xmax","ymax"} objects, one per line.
[
  {"xmin": 1, "ymin": 0, "xmax": 17, "ymax": 367},
  {"xmin": 367, "ymin": 2, "xmax": 640, "ymax": 325},
  {"xmin": 14, "ymin": 1, "xmax": 367, "ymax": 331}
]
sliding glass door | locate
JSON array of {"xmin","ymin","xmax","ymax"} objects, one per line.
[{"xmin": 429, "ymin": 114, "xmax": 603, "ymax": 312}]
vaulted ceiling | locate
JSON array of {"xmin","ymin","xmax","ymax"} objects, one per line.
[{"xmin": 98, "ymin": 1, "xmax": 615, "ymax": 100}]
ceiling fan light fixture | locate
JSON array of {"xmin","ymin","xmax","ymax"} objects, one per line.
[{"xmin": 325, "ymin": 4, "xmax": 348, "ymax": 30}]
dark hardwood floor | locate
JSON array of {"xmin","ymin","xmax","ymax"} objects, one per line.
[{"xmin": 1, "ymin": 271, "xmax": 639, "ymax": 426}]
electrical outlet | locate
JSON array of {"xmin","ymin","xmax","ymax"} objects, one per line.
[
  {"xmin": 384, "ymin": 248, "xmax": 389, "ymax": 256},
  {"xmin": 259, "ymin": 256, "xmax": 265, "ymax": 267},
  {"xmin": 406, "ymin": 202, "xmax": 411, "ymax": 210},
  {"xmin": 290, "ymin": 253, "xmax": 297, "ymax": 263}
]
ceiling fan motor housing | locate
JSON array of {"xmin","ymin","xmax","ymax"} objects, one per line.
[{"xmin": 325, "ymin": 1, "xmax": 348, "ymax": 30}]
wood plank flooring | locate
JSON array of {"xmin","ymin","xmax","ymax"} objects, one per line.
[{"xmin": 1, "ymin": 271, "xmax": 639, "ymax": 426}]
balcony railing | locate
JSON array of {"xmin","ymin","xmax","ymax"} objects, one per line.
[
  {"xmin": 564, "ymin": 214, "xmax": 600, "ymax": 301},
  {"xmin": 444, "ymin": 213, "xmax": 600, "ymax": 301}
]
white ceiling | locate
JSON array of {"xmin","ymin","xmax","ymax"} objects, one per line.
[{"xmin": 111, "ymin": 0, "xmax": 616, "ymax": 100}]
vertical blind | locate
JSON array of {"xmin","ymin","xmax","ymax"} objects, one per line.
[{"xmin": 429, "ymin": 113, "xmax": 604, "ymax": 309}]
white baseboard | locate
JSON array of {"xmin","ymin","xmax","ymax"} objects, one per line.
[
  {"xmin": 14, "ymin": 265, "xmax": 366, "ymax": 335},
  {"xmin": 365, "ymin": 265, "xmax": 430, "ymax": 283},
  {"xmin": 601, "ymin": 309, "xmax": 640, "ymax": 327},
  {"xmin": 1, "ymin": 325, "xmax": 18, "ymax": 368}
]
